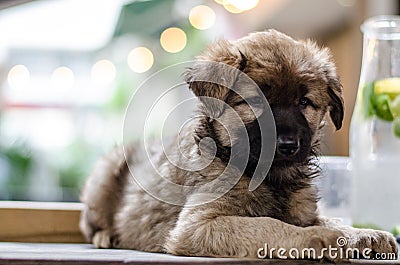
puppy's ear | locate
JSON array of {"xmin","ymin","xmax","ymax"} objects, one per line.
[
  {"xmin": 302, "ymin": 40, "xmax": 344, "ymax": 130},
  {"xmin": 327, "ymin": 77, "xmax": 344, "ymax": 130},
  {"xmin": 184, "ymin": 39, "xmax": 247, "ymax": 118}
]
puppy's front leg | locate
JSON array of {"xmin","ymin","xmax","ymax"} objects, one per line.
[
  {"xmin": 318, "ymin": 217, "xmax": 398, "ymax": 259},
  {"xmin": 165, "ymin": 204, "xmax": 344, "ymax": 261}
]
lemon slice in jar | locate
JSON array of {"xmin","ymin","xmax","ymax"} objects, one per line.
[
  {"xmin": 374, "ymin": 77, "xmax": 400, "ymax": 99},
  {"xmin": 374, "ymin": 94, "xmax": 394, "ymax": 121},
  {"xmin": 372, "ymin": 78, "xmax": 400, "ymax": 137},
  {"xmin": 390, "ymin": 95, "xmax": 400, "ymax": 118},
  {"xmin": 389, "ymin": 95, "xmax": 400, "ymax": 138},
  {"xmin": 394, "ymin": 117, "xmax": 400, "ymax": 138}
]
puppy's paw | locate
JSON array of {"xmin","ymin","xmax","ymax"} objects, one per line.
[
  {"xmin": 304, "ymin": 227, "xmax": 347, "ymax": 263},
  {"xmin": 346, "ymin": 229, "xmax": 398, "ymax": 260},
  {"xmin": 92, "ymin": 230, "xmax": 112, "ymax": 248}
]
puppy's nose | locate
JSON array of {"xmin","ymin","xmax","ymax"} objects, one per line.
[{"xmin": 277, "ymin": 136, "xmax": 300, "ymax": 157}]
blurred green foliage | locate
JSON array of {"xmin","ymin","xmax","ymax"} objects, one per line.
[
  {"xmin": 0, "ymin": 0, "xmax": 210, "ymax": 202},
  {"xmin": 54, "ymin": 139, "xmax": 102, "ymax": 201},
  {"xmin": 0, "ymin": 143, "xmax": 32, "ymax": 200}
]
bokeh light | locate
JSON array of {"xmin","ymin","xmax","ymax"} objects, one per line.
[
  {"xmin": 223, "ymin": 3, "xmax": 242, "ymax": 14},
  {"xmin": 127, "ymin": 47, "xmax": 154, "ymax": 73},
  {"xmin": 91, "ymin": 59, "xmax": 116, "ymax": 86},
  {"xmin": 160, "ymin": 27, "xmax": 187, "ymax": 53},
  {"xmin": 7, "ymin": 64, "xmax": 30, "ymax": 89},
  {"xmin": 228, "ymin": 0, "xmax": 259, "ymax": 10},
  {"xmin": 216, "ymin": 0, "xmax": 259, "ymax": 13},
  {"xmin": 189, "ymin": 5, "xmax": 216, "ymax": 30},
  {"xmin": 51, "ymin": 66, "xmax": 75, "ymax": 90}
]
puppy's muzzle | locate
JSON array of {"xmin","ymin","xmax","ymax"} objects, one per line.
[{"xmin": 276, "ymin": 135, "xmax": 300, "ymax": 157}]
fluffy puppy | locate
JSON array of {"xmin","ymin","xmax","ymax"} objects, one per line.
[{"xmin": 80, "ymin": 30, "xmax": 398, "ymax": 262}]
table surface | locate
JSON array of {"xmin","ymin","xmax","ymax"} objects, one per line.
[{"xmin": 0, "ymin": 242, "xmax": 399, "ymax": 265}]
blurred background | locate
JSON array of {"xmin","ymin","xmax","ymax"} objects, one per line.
[{"xmin": 0, "ymin": 0, "xmax": 399, "ymax": 202}]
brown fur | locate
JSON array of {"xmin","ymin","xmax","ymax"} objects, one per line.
[{"xmin": 80, "ymin": 30, "xmax": 397, "ymax": 262}]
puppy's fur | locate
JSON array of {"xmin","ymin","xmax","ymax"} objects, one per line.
[{"xmin": 80, "ymin": 30, "xmax": 398, "ymax": 262}]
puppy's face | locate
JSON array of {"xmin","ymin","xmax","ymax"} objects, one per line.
[{"xmin": 186, "ymin": 30, "xmax": 344, "ymax": 173}]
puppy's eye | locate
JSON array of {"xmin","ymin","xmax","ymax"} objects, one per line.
[{"xmin": 299, "ymin": 97, "xmax": 312, "ymax": 107}]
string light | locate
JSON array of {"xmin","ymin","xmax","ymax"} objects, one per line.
[
  {"xmin": 7, "ymin": 65, "xmax": 30, "ymax": 89},
  {"xmin": 127, "ymin": 47, "xmax": 154, "ymax": 73},
  {"xmin": 160, "ymin": 27, "xmax": 187, "ymax": 53},
  {"xmin": 223, "ymin": 3, "xmax": 243, "ymax": 14},
  {"xmin": 51, "ymin": 66, "xmax": 75, "ymax": 90},
  {"xmin": 91, "ymin": 59, "xmax": 116, "ymax": 86},
  {"xmin": 214, "ymin": 0, "xmax": 228, "ymax": 4},
  {"xmin": 214, "ymin": 0, "xmax": 259, "ymax": 14},
  {"xmin": 189, "ymin": 5, "xmax": 216, "ymax": 30},
  {"xmin": 227, "ymin": 0, "xmax": 259, "ymax": 11}
]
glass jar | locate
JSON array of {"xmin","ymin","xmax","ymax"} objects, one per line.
[{"xmin": 350, "ymin": 16, "xmax": 400, "ymax": 232}]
